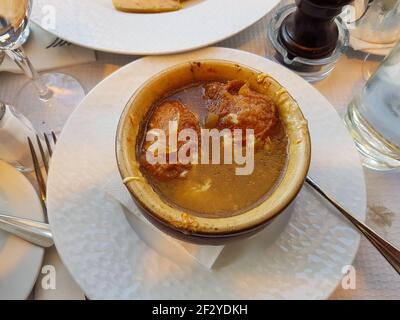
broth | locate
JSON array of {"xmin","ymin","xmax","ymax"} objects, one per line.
[{"xmin": 138, "ymin": 82, "xmax": 288, "ymax": 218}]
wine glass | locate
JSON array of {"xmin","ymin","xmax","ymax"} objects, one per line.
[{"xmin": 0, "ymin": 0, "xmax": 85, "ymax": 134}]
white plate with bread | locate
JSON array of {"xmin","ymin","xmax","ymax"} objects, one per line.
[
  {"xmin": 31, "ymin": 0, "xmax": 279, "ymax": 55},
  {"xmin": 0, "ymin": 161, "xmax": 44, "ymax": 300}
]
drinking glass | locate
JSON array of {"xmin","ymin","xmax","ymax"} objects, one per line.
[
  {"xmin": 344, "ymin": 41, "xmax": 400, "ymax": 170},
  {"xmin": 343, "ymin": 1, "xmax": 400, "ymax": 81},
  {"xmin": 351, "ymin": 0, "xmax": 400, "ymax": 45},
  {"xmin": 0, "ymin": 0, "xmax": 85, "ymax": 134}
]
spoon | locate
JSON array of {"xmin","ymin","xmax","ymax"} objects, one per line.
[{"xmin": 306, "ymin": 176, "xmax": 400, "ymax": 275}]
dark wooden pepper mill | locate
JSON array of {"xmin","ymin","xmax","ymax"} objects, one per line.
[{"xmin": 278, "ymin": 0, "xmax": 352, "ymax": 59}]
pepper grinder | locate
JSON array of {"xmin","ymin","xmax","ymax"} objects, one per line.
[{"xmin": 267, "ymin": 0, "xmax": 351, "ymax": 82}]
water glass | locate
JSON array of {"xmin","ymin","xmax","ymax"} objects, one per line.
[
  {"xmin": 0, "ymin": 0, "xmax": 85, "ymax": 134},
  {"xmin": 351, "ymin": 0, "xmax": 400, "ymax": 45},
  {"xmin": 344, "ymin": 41, "xmax": 400, "ymax": 170}
]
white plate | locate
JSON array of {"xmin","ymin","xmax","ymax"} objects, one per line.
[
  {"xmin": 0, "ymin": 161, "xmax": 44, "ymax": 300},
  {"xmin": 31, "ymin": 0, "xmax": 279, "ymax": 55},
  {"xmin": 47, "ymin": 47, "xmax": 366, "ymax": 299}
]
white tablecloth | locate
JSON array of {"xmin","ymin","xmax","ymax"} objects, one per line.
[{"xmin": 0, "ymin": 0, "xmax": 399, "ymax": 300}]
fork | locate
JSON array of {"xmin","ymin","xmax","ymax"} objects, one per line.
[
  {"xmin": 0, "ymin": 133, "xmax": 57, "ymax": 247},
  {"xmin": 46, "ymin": 38, "xmax": 72, "ymax": 49},
  {"xmin": 28, "ymin": 132, "xmax": 57, "ymax": 219},
  {"xmin": 0, "ymin": 51, "xmax": 4, "ymax": 65},
  {"xmin": 27, "ymin": 134, "xmax": 88, "ymax": 300}
]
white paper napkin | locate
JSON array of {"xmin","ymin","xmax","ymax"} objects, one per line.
[
  {"xmin": 0, "ymin": 104, "xmax": 38, "ymax": 169},
  {"xmin": 103, "ymin": 174, "xmax": 225, "ymax": 269},
  {"xmin": 0, "ymin": 23, "xmax": 96, "ymax": 73}
]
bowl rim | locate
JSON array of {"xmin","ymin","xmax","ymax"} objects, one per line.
[{"xmin": 116, "ymin": 59, "xmax": 311, "ymax": 236}]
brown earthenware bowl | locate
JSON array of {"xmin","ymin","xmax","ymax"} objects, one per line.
[{"xmin": 116, "ymin": 60, "xmax": 311, "ymax": 245}]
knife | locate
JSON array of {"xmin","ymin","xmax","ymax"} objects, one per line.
[{"xmin": 0, "ymin": 212, "xmax": 54, "ymax": 248}]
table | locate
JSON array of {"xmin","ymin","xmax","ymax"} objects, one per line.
[{"xmin": 0, "ymin": 1, "xmax": 399, "ymax": 300}]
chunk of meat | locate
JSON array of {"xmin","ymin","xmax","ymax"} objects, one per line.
[
  {"xmin": 140, "ymin": 101, "xmax": 200, "ymax": 181},
  {"xmin": 204, "ymin": 80, "xmax": 244, "ymax": 100},
  {"xmin": 147, "ymin": 100, "xmax": 200, "ymax": 136},
  {"xmin": 204, "ymin": 81, "xmax": 278, "ymax": 146}
]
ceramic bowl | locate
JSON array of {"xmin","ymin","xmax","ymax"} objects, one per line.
[{"xmin": 116, "ymin": 60, "xmax": 311, "ymax": 244}]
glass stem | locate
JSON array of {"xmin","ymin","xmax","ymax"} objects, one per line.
[{"xmin": 5, "ymin": 47, "xmax": 53, "ymax": 100}]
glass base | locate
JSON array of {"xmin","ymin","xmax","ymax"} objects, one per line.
[
  {"xmin": 266, "ymin": 4, "xmax": 349, "ymax": 83},
  {"xmin": 344, "ymin": 104, "xmax": 400, "ymax": 171},
  {"xmin": 15, "ymin": 72, "xmax": 86, "ymax": 134},
  {"xmin": 7, "ymin": 160, "xmax": 33, "ymax": 173}
]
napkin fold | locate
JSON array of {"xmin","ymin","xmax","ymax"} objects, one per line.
[
  {"xmin": 0, "ymin": 23, "xmax": 96, "ymax": 73},
  {"xmin": 103, "ymin": 174, "xmax": 225, "ymax": 269},
  {"xmin": 0, "ymin": 104, "xmax": 39, "ymax": 170}
]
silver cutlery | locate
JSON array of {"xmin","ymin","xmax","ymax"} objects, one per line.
[
  {"xmin": 0, "ymin": 101, "xmax": 5, "ymax": 119},
  {"xmin": 306, "ymin": 176, "xmax": 400, "ymax": 275},
  {"xmin": 0, "ymin": 51, "xmax": 4, "ymax": 66},
  {"xmin": 46, "ymin": 37, "xmax": 72, "ymax": 49},
  {"xmin": 0, "ymin": 212, "xmax": 53, "ymax": 247},
  {"xmin": 27, "ymin": 133, "xmax": 88, "ymax": 300},
  {"xmin": 0, "ymin": 132, "xmax": 57, "ymax": 248},
  {"xmin": 28, "ymin": 132, "xmax": 57, "ymax": 218}
]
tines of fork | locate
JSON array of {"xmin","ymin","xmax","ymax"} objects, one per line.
[
  {"xmin": 28, "ymin": 132, "xmax": 57, "ymax": 221},
  {"xmin": 46, "ymin": 37, "xmax": 72, "ymax": 49}
]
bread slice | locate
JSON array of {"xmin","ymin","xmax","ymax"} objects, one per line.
[{"xmin": 113, "ymin": 0, "xmax": 181, "ymax": 13}]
